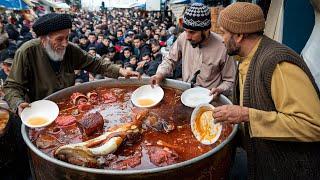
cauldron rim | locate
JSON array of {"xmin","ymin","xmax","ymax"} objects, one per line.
[{"xmin": 21, "ymin": 78, "xmax": 238, "ymax": 175}]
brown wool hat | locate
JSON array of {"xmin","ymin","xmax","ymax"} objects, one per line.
[{"xmin": 218, "ymin": 2, "xmax": 265, "ymax": 34}]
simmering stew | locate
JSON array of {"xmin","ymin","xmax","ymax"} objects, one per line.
[{"xmin": 29, "ymin": 86, "xmax": 232, "ymax": 170}]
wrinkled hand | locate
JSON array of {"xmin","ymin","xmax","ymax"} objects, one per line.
[
  {"xmin": 119, "ymin": 68, "xmax": 141, "ymax": 79},
  {"xmin": 18, "ymin": 102, "xmax": 30, "ymax": 117},
  {"xmin": 212, "ymin": 105, "xmax": 249, "ymax": 124},
  {"xmin": 209, "ymin": 87, "xmax": 223, "ymax": 99},
  {"xmin": 149, "ymin": 73, "xmax": 165, "ymax": 88}
]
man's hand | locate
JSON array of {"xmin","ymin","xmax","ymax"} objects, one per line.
[
  {"xmin": 18, "ymin": 102, "xmax": 30, "ymax": 117},
  {"xmin": 212, "ymin": 105, "xmax": 249, "ymax": 124},
  {"xmin": 137, "ymin": 60, "xmax": 146, "ymax": 69},
  {"xmin": 209, "ymin": 87, "xmax": 223, "ymax": 99},
  {"xmin": 149, "ymin": 73, "xmax": 165, "ymax": 87},
  {"xmin": 119, "ymin": 68, "xmax": 141, "ymax": 79}
]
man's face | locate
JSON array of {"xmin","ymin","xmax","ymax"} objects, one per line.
[
  {"xmin": 145, "ymin": 29, "xmax": 151, "ymax": 36},
  {"xmin": 124, "ymin": 50, "xmax": 131, "ymax": 58},
  {"xmin": 88, "ymin": 50, "xmax": 96, "ymax": 57},
  {"xmin": 117, "ymin": 31, "xmax": 123, "ymax": 38},
  {"xmin": 88, "ymin": 35, "xmax": 96, "ymax": 43},
  {"xmin": 43, "ymin": 29, "xmax": 70, "ymax": 61},
  {"xmin": 80, "ymin": 38, "xmax": 87, "ymax": 45},
  {"xmin": 108, "ymin": 52, "xmax": 115, "ymax": 58},
  {"xmin": 142, "ymin": 55, "xmax": 150, "ymax": 62},
  {"xmin": 95, "ymin": 28, "xmax": 102, "ymax": 34},
  {"xmin": 133, "ymin": 39, "xmax": 141, "ymax": 48},
  {"xmin": 220, "ymin": 27, "xmax": 240, "ymax": 56},
  {"xmin": 130, "ymin": 57, "xmax": 137, "ymax": 65},
  {"xmin": 102, "ymin": 39, "xmax": 109, "ymax": 46},
  {"xmin": 151, "ymin": 44, "xmax": 160, "ymax": 53},
  {"xmin": 185, "ymin": 29, "xmax": 203, "ymax": 48},
  {"xmin": 153, "ymin": 34, "xmax": 160, "ymax": 41},
  {"xmin": 2, "ymin": 63, "xmax": 11, "ymax": 75},
  {"xmin": 97, "ymin": 35, "xmax": 104, "ymax": 43}
]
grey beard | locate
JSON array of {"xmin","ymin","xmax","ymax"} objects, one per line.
[{"xmin": 44, "ymin": 42, "xmax": 65, "ymax": 62}]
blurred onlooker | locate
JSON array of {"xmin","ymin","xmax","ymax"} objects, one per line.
[
  {"xmin": 0, "ymin": 58, "xmax": 13, "ymax": 81},
  {"xmin": 166, "ymin": 26, "xmax": 177, "ymax": 47},
  {"xmin": 124, "ymin": 55, "xmax": 138, "ymax": 71},
  {"xmin": 87, "ymin": 32, "xmax": 97, "ymax": 50},
  {"xmin": 120, "ymin": 47, "xmax": 132, "ymax": 65},
  {"xmin": 88, "ymin": 46, "xmax": 101, "ymax": 58},
  {"xmin": 136, "ymin": 52, "xmax": 160, "ymax": 77},
  {"xmin": 79, "ymin": 35, "xmax": 89, "ymax": 50},
  {"xmin": 0, "ymin": 19, "xmax": 9, "ymax": 57},
  {"xmin": 133, "ymin": 34, "xmax": 151, "ymax": 61},
  {"xmin": 107, "ymin": 46, "xmax": 121, "ymax": 65}
]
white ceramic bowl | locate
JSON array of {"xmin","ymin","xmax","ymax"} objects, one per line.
[
  {"xmin": 190, "ymin": 103, "xmax": 222, "ymax": 145},
  {"xmin": 131, "ymin": 85, "xmax": 164, "ymax": 108},
  {"xmin": 181, "ymin": 87, "xmax": 213, "ymax": 108},
  {"xmin": 21, "ymin": 100, "xmax": 59, "ymax": 128}
]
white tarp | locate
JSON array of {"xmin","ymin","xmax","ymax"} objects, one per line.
[
  {"xmin": 146, "ymin": 0, "xmax": 160, "ymax": 11},
  {"xmin": 81, "ymin": 0, "xmax": 146, "ymax": 10}
]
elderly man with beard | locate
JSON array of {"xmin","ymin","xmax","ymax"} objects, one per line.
[
  {"xmin": 213, "ymin": 2, "xmax": 320, "ymax": 179},
  {"xmin": 4, "ymin": 13, "xmax": 139, "ymax": 116},
  {"xmin": 150, "ymin": 3, "xmax": 235, "ymax": 98}
]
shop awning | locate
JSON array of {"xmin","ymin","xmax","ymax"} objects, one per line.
[
  {"xmin": 0, "ymin": 0, "xmax": 29, "ymax": 10},
  {"xmin": 39, "ymin": 0, "xmax": 70, "ymax": 9}
]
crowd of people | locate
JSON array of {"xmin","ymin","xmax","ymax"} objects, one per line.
[{"xmin": 0, "ymin": 8, "xmax": 181, "ymax": 87}]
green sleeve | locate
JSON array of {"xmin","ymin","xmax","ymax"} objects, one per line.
[
  {"xmin": 71, "ymin": 44, "xmax": 121, "ymax": 78},
  {"xmin": 3, "ymin": 49, "xmax": 30, "ymax": 112}
]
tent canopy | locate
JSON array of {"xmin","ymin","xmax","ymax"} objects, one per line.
[
  {"xmin": 129, "ymin": 2, "xmax": 146, "ymax": 9},
  {"xmin": 0, "ymin": 0, "xmax": 29, "ymax": 10},
  {"xmin": 169, "ymin": 0, "xmax": 190, "ymax": 5}
]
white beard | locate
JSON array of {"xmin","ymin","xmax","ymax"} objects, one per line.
[{"xmin": 44, "ymin": 40, "xmax": 66, "ymax": 62}]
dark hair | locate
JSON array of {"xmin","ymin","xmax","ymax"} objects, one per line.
[
  {"xmin": 133, "ymin": 34, "xmax": 142, "ymax": 41},
  {"xmin": 108, "ymin": 47, "xmax": 116, "ymax": 53},
  {"xmin": 88, "ymin": 32, "xmax": 96, "ymax": 36},
  {"xmin": 130, "ymin": 55, "xmax": 137, "ymax": 60},
  {"xmin": 149, "ymin": 39, "xmax": 159, "ymax": 46},
  {"xmin": 123, "ymin": 47, "xmax": 131, "ymax": 52},
  {"xmin": 88, "ymin": 47, "xmax": 96, "ymax": 51}
]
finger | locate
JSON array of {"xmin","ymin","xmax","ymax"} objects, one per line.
[
  {"xmin": 212, "ymin": 92, "xmax": 219, "ymax": 100},
  {"xmin": 212, "ymin": 107, "xmax": 221, "ymax": 113},
  {"xmin": 130, "ymin": 71, "xmax": 140, "ymax": 77},
  {"xmin": 214, "ymin": 117, "xmax": 224, "ymax": 123},
  {"xmin": 209, "ymin": 88, "xmax": 216, "ymax": 96}
]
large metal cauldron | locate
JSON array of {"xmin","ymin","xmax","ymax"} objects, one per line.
[{"xmin": 21, "ymin": 78, "xmax": 238, "ymax": 180}]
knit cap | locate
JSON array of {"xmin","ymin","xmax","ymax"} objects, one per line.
[
  {"xmin": 33, "ymin": 13, "xmax": 72, "ymax": 36},
  {"xmin": 183, "ymin": 3, "xmax": 211, "ymax": 31},
  {"xmin": 218, "ymin": 2, "xmax": 265, "ymax": 34}
]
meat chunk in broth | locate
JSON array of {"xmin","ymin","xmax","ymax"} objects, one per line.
[
  {"xmin": 55, "ymin": 115, "xmax": 76, "ymax": 127},
  {"xmin": 55, "ymin": 147, "xmax": 98, "ymax": 168},
  {"xmin": 110, "ymin": 150, "xmax": 142, "ymax": 170},
  {"xmin": 36, "ymin": 134, "xmax": 60, "ymax": 149},
  {"xmin": 77, "ymin": 112, "xmax": 104, "ymax": 136},
  {"xmin": 147, "ymin": 146, "xmax": 178, "ymax": 167},
  {"xmin": 70, "ymin": 92, "xmax": 88, "ymax": 105},
  {"xmin": 143, "ymin": 113, "xmax": 175, "ymax": 133}
]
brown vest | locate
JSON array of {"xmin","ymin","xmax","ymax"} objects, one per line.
[{"xmin": 233, "ymin": 36, "xmax": 320, "ymax": 180}]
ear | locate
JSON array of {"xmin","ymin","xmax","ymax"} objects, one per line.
[
  {"xmin": 39, "ymin": 36, "xmax": 46, "ymax": 45},
  {"xmin": 235, "ymin": 34, "xmax": 244, "ymax": 44}
]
